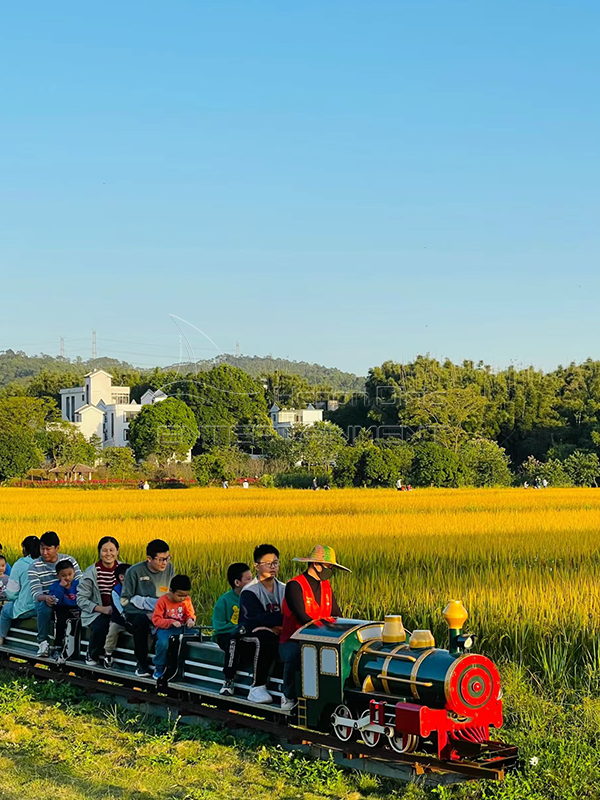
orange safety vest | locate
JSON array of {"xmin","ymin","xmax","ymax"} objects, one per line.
[{"xmin": 280, "ymin": 574, "xmax": 333, "ymax": 643}]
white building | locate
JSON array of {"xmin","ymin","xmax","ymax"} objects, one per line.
[
  {"xmin": 60, "ymin": 370, "xmax": 167, "ymax": 449},
  {"xmin": 269, "ymin": 403, "xmax": 323, "ymax": 438}
]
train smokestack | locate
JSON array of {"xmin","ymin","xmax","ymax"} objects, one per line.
[
  {"xmin": 442, "ymin": 600, "xmax": 468, "ymax": 653},
  {"xmin": 382, "ymin": 615, "xmax": 406, "ymax": 643}
]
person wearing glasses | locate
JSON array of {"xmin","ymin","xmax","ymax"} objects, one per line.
[
  {"xmin": 121, "ymin": 539, "xmax": 174, "ymax": 677},
  {"xmin": 238, "ymin": 543, "xmax": 285, "ymax": 705}
]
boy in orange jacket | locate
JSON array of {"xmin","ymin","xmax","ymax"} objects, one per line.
[{"xmin": 151, "ymin": 574, "xmax": 198, "ymax": 679}]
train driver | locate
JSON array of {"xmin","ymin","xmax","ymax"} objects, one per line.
[{"xmin": 279, "ymin": 545, "xmax": 350, "ymax": 711}]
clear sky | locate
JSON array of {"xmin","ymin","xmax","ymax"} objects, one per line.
[{"xmin": 1, "ymin": 1, "xmax": 599, "ymax": 376}]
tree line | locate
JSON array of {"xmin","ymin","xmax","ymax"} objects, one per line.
[{"xmin": 1, "ymin": 353, "xmax": 600, "ymax": 487}]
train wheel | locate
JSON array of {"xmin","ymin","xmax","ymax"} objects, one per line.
[
  {"xmin": 359, "ymin": 710, "xmax": 380, "ymax": 748},
  {"xmin": 332, "ymin": 705, "xmax": 354, "ymax": 742},
  {"xmin": 388, "ymin": 732, "xmax": 419, "ymax": 754}
]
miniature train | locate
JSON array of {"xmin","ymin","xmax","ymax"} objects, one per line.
[{"xmin": 0, "ymin": 600, "xmax": 517, "ymax": 781}]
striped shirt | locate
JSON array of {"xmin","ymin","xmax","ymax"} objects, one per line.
[
  {"xmin": 95, "ymin": 560, "xmax": 117, "ymax": 605},
  {"xmin": 28, "ymin": 554, "xmax": 82, "ymax": 601}
]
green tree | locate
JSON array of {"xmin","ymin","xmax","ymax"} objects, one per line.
[
  {"xmin": 0, "ymin": 396, "xmax": 50, "ymax": 480},
  {"xmin": 409, "ymin": 442, "xmax": 465, "ymax": 487},
  {"xmin": 459, "ymin": 438, "xmax": 512, "ymax": 487},
  {"xmin": 128, "ymin": 398, "xmax": 199, "ymax": 464},
  {"xmin": 563, "ymin": 450, "xmax": 600, "ymax": 487},
  {"xmin": 289, "ymin": 421, "xmax": 347, "ymax": 472},
  {"xmin": 102, "ymin": 446, "xmax": 137, "ymax": 479}
]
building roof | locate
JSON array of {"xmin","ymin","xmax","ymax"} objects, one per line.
[
  {"xmin": 49, "ymin": 463, "xmax": 96, "ymax": 473},
  {"xmin": 75, "ymin": 404, "xmax": 104, "ymax": 415},
  {"xmin": 59, "ymin": 386, "xmax": 84, "ymax": 394},
  {"xmin": 84, "ymin": 369, "xmax": 114, "ymax": 379}
]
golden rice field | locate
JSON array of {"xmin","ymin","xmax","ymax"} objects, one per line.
[{"xmin": 2, "ymin": 486, "xmax": 600, "ymax": 688}]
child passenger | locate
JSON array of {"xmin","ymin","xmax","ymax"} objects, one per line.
[
  {"xmin": 103, "ymin": 562, "xmax": 130, "ymax": 669},
  {"xmin": 151, "ymin": 574, "xmax": 198, "ymax": 680},
  {"xmin": 212, "ymin": 562, "xmax": 252, "ymax": 696},
  {"xmin": 0, "ymin": 556, "xmax": 9, "ymax": 604},
  {"xmin": 48, "ymin": 560, "xmax": 81, "ymax": 657}
]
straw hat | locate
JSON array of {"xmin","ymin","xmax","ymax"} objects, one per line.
[{"xmin": 293, "ymin": 544, "xmax": 351, "ymax": 572}]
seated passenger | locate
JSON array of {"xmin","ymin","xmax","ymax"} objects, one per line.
[
  {"xmin": 48, "ymin": 560, "xmax": 81, "ymax": 659},
  {"xmin": 121, "ymin": 539, "xmax": 174, "ymax": 678},
  {"xmin": 0, "ymin": 557, "xmax": 9, "ymax": 604},
  {"xmin": 28, "ymin": 531, "xmax": 82, "ymax": 658},
  {"xmin": 0, "ymin": 544, "xmax": 12, "ymax": 577},
  {"xmin": 103, "ymin": 562, "xmax": 131, "ymax": 669},
  {"xmin": 151, "ymin": 574, "xmax": 198, "ymax": 680},
  {"xmin": 0, "ymin": 536, "xmax": 40, "ymax": 645},
  {"xmin": 279, "ymin": 545, "xmax": 349, "ymax": 711},
  {"xmin": 239, "ymin": 544, "xmax": 285, "ymax": 705},
  {"xmin": 77, "ymin": 536, "xmax": 121, "ymax": 666},
  {"xmin": 212, "ymin": 562, "xmax": 252, "ymax": 696}
]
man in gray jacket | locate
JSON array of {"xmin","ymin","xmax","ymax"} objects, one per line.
[
  {"xmin": 28, "ymin": 530, "xmax": 82, "ymax": 657},
  {"xmin": 121, "ymin": 539, "xmax": 174, "ymax": 677}
]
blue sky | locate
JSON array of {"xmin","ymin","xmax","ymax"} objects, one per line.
[{"xmin": 2, "ymin": 1, "xmax": 599, "ymax": 375}]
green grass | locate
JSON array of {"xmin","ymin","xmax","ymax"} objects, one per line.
[{"xmin": 0, "ymin": 667, "xmax": 597, "ymax": 800}]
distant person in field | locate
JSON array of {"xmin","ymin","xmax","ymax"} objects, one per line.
[
  {"xmin": 242, "ymin": 479, "xmax": 249, "ymax": 489},
  {"xmin": 212, "ymin": 561, "xmax": 253, "ymax": 696},
  {"xmin": 543, "ymin": 478, "xmax": 548, "ymax": 489},
  {"xmin": 239, "ymin": 544, "xmax": 285, "ymax": 705},
  {"xmin": 151, "ymin": 574, "xmax": 198, "ymax": 680},
  {"xmin": 76, "ymin": 536, "xmax": 120, "ymax": 666},
  {"xmin": 312, "ymin": 477, "xmax": 318, "ymax": 490},
  {"xmin": 28, "ymin": 531, "xmax": 82, "ymax": 658},
  {"xmin": 138, "ymin": 480, "xmax": 144, "ymax": 490},
  {"xmin": 121, "ymin": 539, "xmax": 175, "ymax": 678},
  {"xmin": 48, "ymin": 560, "xmax": 81, "ymax": 658},
  {"xmin": 396, "ymin": 478, "xmax": 402, "ymax": 491},
  {"xmin": 222, "ymin": 480, "xmax": 229, "ymax": 489},
  {"xmin": 143, "ymin": 480, "xmax": 150, "ymax": 490},
  {"xmin": 279, "ymin": 545, "xmax": 349, "ymax": 711},
  {"xmin": 103, "ymin": 562, "xmax": 131, "ymax": 669},
  {"xmin": 0, "ymin": 536, "xmax": 40, "ymax": 645}
]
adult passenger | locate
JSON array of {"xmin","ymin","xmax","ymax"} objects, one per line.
[
  {"xmin": 28, "ymin": 531, "xmax": 82, "ymax": 657},
  {"xmin": 279, "ymin": 545, "xmax": 349, "ymax": 711},
  {"xmin": 77, "ymin": 536, "xmax": 120, "ymax": 666},
  {"xmin": 121, "ymin": 539, "xmax": 174, "ymax": 677},
  {"xmin": 239, "ymin": 544, "xmax": 285, "ymax": 705},
  {"xmin": 0, "ymin": 536, "xmax": 40, "ymax": 645}
]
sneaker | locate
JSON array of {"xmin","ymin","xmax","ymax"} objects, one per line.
[
  {"xmin": 280, "ymin": 695, "xmax": 297, "ymax": 712},
  {"xmin": 153, "ymin": 667, "xmax": 165, "ymax": 680},
  {"xmin": 85, "ymin": 655, "xmax": 98, "ymax": 667},
  {"xmin": 135, "ymin": 666, "xmax": 152, "ymax": 678},
  {"xmin": 247, "ymin": 685, "xmax": 273, "ymax": 704},
  {"xmin": 36, "ymin": 641, "xmax": 50, "ymax": 658},
  {"xmin": 103, "ymin": 653, "xmax": 114, "ymax": 669},
  {"xmin": 220, "ymin": 679, "xmax": 235, "ymax": 696}
]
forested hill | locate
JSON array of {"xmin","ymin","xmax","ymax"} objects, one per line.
[
  {"xmin": 165, "ymin": 354, "xmax": 365, "ymax": 390},
  {"xmin": 0, "ymin": 349, "xmax": 364, "ymax": 391}
]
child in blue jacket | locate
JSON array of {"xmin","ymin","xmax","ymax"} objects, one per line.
[{"xmin": 48, "ymin": 560, "xmax": 81, "ymax": 655}]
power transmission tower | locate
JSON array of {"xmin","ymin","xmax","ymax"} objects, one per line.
[
  {"xmin": 92, "ymin": 330, "xmax": 97, "ymax": 360},
  {"xmin": 60, "ymin": 337, "xmax": 65, "ymax": 358},
  {"xmin": 236, "ymin": 341, "xmax": 240, "ymax": 358}
]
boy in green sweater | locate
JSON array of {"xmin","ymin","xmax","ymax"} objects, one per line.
[{"xmin": 212, "ymin": 562, "xmax": 252, "ymax": 696}]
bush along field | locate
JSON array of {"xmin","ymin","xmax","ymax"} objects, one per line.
[{"xmin": 2, "ymin": 486, "xmax": 600, "ymax": 797}]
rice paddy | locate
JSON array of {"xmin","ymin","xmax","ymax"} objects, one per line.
[{"xmin": 2, "ymin": 486, "xmax": 600, "ymax": 689}]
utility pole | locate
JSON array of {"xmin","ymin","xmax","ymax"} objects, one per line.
[
  {"xmin": 92, "ymin": 329, "xmax": 97, "ymax": 360},
  {"xmin": 236, "ymin": 341, "xmax": 240, "ymax": 358},
  {"xmin": 60, "ymin": 337, "xmax": 65, "ymax": 358}
]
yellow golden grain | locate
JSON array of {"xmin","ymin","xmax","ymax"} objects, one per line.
[{"xmin": 2, "ymin": 486, "xmax": 599, "ymax": 674}]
